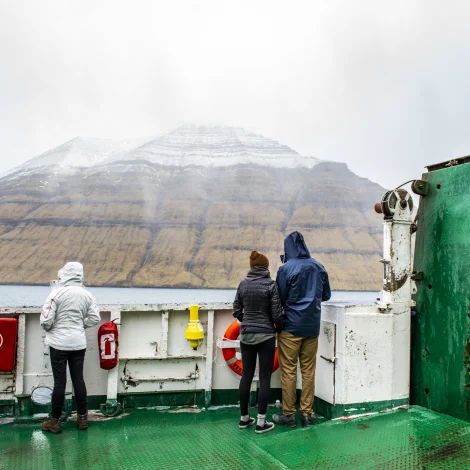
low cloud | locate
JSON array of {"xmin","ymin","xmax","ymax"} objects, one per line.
[{"xmin": 1, "ymin": 0, "xmax": 470, "ymax": 188}]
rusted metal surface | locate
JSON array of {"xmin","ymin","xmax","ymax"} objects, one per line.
[
  {"xmin": 411, "ymin": 271, "xmax": 424, "ymax": 281},
  {"xmin": 320, "ymin": 355, "xmax": 335, "ymax": 364},
  {"xmin": 376, "ymin": 189, "xmax": 413, "ymax": 219},
  {"xmin": 383, "ymin": 272, "xmax": 409, "ymax": 293},
  {"xmin": 380, "ymin": 194, "xmax": 412, "ymax": 294},
  {"xmin": 411, "ymin": 179, "xmax": 429, "ymax": 196},
  {"xmin": 426, "ymin": 155, "xmax": 470, "ymax": 172}
]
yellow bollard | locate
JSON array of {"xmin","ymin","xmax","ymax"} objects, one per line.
[{"xmin": 185, "ymin": 305, "xmax": 204, "ymax": 350}]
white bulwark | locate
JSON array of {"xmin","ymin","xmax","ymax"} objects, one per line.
[{"xmin": 0, "ymin": 190, "xmax": 414, "ymax": 418}]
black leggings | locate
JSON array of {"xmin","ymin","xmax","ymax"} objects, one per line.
[
  {"xmin": 239, "ymin": 337, "xmax": 276, "ymax": 416},
  {"xmin": 50, "ymin": 347, "xmax": 87, "ymax": 418}
]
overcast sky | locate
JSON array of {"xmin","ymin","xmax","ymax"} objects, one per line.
[{"xmin": 1, "ymin": 1, "xmax": 470, "ymax": 188}]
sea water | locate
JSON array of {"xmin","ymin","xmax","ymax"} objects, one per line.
[{"xmin": 0, "ymin": 285, "xmax": 377, "ymax": 307}]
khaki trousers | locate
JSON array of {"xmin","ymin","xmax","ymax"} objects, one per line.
[{"xmin": 278, "ymin": 330, "xmax": 318, "ymax": 416}]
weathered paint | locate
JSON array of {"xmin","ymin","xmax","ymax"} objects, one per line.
[
  {"xmin": 317, "ymin": 302, "xmax": 410, "ymax": 407},
  {"xmin": 2, "ymin": 407, "xmax": 470, "ymax": 469},
  {"xmin": 412, "ymin": 162, "xmax": 470, "ymax": 421},
  {"xmin": 0, "ymin": 304, "xmax": 285, "ymax": 419},
  {"xmin": 377, "ymin": 189, "xmax": 414, "ymax": 308},
  {"xmin": 314, "ymin": 396, "xmax": 409, "ymax": 420}
]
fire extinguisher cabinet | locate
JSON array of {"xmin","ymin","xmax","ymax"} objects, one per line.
[{"xmin": 0, "ymin": 318, "xmax": 18, "ymax": 372}]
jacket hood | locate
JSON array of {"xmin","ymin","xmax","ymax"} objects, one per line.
[
  {"xmin": 58, "ymin": 262, "xmax": 84, "ymax": 287},
  {"xmin": 245, "ymin": 266, "xmax": 271, "ymax": 281},
  {"xmin": 283, "ymin": 231, "xmax": 311, "ymax": 262}
]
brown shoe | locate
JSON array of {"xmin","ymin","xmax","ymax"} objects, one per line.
[
  {"xmin": 42, "ymin": 414, "xmax": 62, "ymax": 434},
  {"xmin": 77, "ymin": 412, "xmax": 88, "ymax": 430}
]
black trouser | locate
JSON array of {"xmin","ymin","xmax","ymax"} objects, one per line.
[
  {"xmin": 239, "ymin": 337, "xmax": 276, "ymax": 416},
  {"xmin": 50, "ymin": 347, "xmax": 87, "ymax": 419}
]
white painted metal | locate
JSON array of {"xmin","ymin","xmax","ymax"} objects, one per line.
[
  {"xmin": 122, "ymin": 372, "xmax": 199, "ymax": 384},
  {"xmin": 160, "ymin": 311, "xmax": 169, "ymax": 358},
  {"xmin": 120, "ymin": 355, "xmax": 205, "ymax": 360},
  {"xmin": 315, "ymin": 320, "xmax": 336, "ymax": 404},
  {"xmin": 320, "ymin": 303, "xmax": 410, "ymax": 405},
  {"xmin": 217, "ymin": 339, "xmax": 240, "ymax": 348},
  {"xmin": 379, "ymin": 190, "xmax": 414, "ymax": 310},
  {"xmin": 204, "ymin": 310, "xmax": 214, "ymax": 406},
  {"xmin": 14, "ymin": 314, "xmax": 25, "ymax": 395}
]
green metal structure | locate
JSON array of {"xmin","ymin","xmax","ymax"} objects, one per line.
[{"xmin": 412, "ymin": 157, "xmax": 470, "ymax": 421}]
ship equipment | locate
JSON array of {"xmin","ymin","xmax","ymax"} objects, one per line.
[{"xmin": 185, "ymin": 304, "xmax": 204, "ymax": 350}]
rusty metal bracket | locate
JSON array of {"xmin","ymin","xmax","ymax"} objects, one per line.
[
  {"xmin": 411, "ymin": 180, "xmax": 429, "ymax": 197},
  {"xmin": 411, "ymin": 271, "xmax": 424, "ymax": 281},
  {"xmin": 320, "ymin": 355, "xmax": 336, "ymax": 364}
]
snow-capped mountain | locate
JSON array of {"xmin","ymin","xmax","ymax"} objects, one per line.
[
  {"xmin": 104, "ymin": 125, "xmax": 320, "ymax": 168},
  {"xmin": 4, "ymin": 126, "xmax": 319, "ymax": 178},
  {"xmin": 2, "ymin": 136, "xmax": 151, "ymax": 178},
  {"xmin": 0, "ymin": 125, "xmax": 385, "ymax": 291}
]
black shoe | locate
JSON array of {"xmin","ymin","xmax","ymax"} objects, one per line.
[
  {"xmin": 255, "ymin": 421, "xmax": 275, "ymax": 434},
  {"xmin": 272, "ymin": 413, "xmax": 297, "ymax": 428},
  {"xmin": 239, "ymin": 417, "xmax": 255, "ymax": 429},
  {"xmin": 301, "ymin": 414, "xmax": 315, "ymax": 427}
]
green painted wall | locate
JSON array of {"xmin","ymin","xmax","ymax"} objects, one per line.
[{"xmin": 411, "ymin": 162, "xmax": 470, "ymax": 421}]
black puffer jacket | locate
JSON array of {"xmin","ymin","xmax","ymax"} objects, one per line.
[{"xmin": 233, "ymin": 266, "xmax": 283, "ymax": 334}]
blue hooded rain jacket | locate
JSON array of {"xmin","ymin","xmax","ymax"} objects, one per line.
[{"xmin": 276, "ymin": 232, "xmax": 331, "ymax": 337}]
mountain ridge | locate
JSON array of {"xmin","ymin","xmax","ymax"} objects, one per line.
[
  {"xmin": 0, "ymin": 126, "xmax": 385, "ymax": 291},
  {"xmin": 5, "ymin": 125, "xmax": 320, "ymax": 178}
]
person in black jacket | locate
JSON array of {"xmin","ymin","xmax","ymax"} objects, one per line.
[{"xmin": 233, "ymin": 250, "xmax": 283, "ymax": 434}]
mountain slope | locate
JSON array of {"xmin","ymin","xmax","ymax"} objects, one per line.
[
  {"xmin": 0, "ymin": 126, "xmax": 385, "ymax": 290},
  {"xmin": 2, "ymin": 136, "xmax": 150, "ymax": 178}
]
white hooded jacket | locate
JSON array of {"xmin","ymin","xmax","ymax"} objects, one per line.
[{"xmin": 40, "ymin": 262, "xmax": 101, "ymax": 351}]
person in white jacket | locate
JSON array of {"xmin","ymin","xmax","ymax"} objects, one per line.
[{"xmin": 40, "ymin": 262, "xmax": 101, "ymax": 434}]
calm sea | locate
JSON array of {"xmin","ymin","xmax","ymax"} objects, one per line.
[{"xmin": 0, "ymin": 285, "xmax": 377, "ymax": 307}]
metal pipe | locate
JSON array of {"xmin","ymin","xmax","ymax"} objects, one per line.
[{"xmin": 120, "ymin": 355, "xmax": 205, "ymax": 361}]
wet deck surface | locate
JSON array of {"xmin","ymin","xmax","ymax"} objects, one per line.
[{"xmin": 1, "ymin": 406, "xmax": 469, "ymax": 469}]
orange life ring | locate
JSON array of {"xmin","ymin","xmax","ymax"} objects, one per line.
[{"xmin": 222, "ymin": 320, "xmax": 279, "ymax": 377}]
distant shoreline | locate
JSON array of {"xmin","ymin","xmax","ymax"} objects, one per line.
[{"xmin": 0, "ymin": 283, "xmax": 374, "ymax": 293}]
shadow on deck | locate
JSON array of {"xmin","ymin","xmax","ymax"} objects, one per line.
[{"xmin": 1, "ymin": 406, "xmax": 469, "ymax": 469}]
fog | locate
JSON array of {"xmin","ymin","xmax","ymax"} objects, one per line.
[{"xmin": 1, "ymin": 1, "xmax": 470, "ymax": 188}]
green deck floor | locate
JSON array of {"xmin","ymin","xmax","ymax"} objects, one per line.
[{"xmin": 1, "ymin": 406, "xmax": 469, "ymax": 469}]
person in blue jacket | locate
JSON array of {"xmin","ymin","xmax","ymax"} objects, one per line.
[{"xmin": 272, "ymin": 231, "xmax": 331, "ymax": 428}]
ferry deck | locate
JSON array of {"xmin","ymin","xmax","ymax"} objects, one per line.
[{"xmin": 1, "ymin": 406, "xmax": 469, "ymax": 469}]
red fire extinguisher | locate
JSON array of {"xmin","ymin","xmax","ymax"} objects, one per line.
[{"xmin": 98, "ymin": 320, "xmax": 118, "ymax": 370}]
